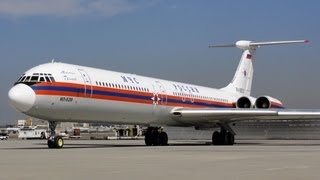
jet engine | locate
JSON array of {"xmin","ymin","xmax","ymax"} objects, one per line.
[
  {"xmin": 255, "ymin": 96, "xmax": 283, "ymax": 109},
  {"xmin": 236, "ymin": 96, "xmax": 255, "ymax": 108}
]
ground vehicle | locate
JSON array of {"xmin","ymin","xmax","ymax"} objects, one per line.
[{"xmin": 0, "ymin": 133, "xmax": 9, "ymax": 140}]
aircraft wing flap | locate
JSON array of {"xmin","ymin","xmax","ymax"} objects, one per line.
[{"xmin": 171, "ymin": 108, "xmax": 320, "ymax": 125}]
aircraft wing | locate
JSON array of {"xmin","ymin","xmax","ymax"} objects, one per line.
[{"xmin": 171, "ymin": 108, "xmax": 320, "ymax": 126}]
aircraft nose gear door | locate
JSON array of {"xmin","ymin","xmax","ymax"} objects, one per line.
[{"xmin": 78, "ymin": 69, "xmax": 93, "ymax": 98}]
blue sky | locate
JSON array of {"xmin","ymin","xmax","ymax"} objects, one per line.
[{"xmin": 1, "ymin": 0, "xmax": 320, "ymax": 125}]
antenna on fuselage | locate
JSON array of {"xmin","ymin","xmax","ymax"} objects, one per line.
[{"xmin": 51, "ymin": 59, "xmax": 55, "ymax": 63}]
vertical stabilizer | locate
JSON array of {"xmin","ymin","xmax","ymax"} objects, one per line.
[{"xmin": 222, "ymin": 49, "xmax": 255, "ymax": 96}]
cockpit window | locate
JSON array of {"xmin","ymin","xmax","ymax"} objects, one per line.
[
  {"xmin": 30, "ymin": 76, "xmax": 39, "ymax": 82},
  {"xmin": 49, "ymin": 76, "xmax": 55, "ymax": 82},
  {"xmin": 14, "ymin": 73, "xmax": 56, "ymax": 86},
  {"xmin": 25, "ymin": 76, "xmax": 31, "ymax": 82},
  {"xmin": 45, "ymin": 76, "xmax": 50, "ymax": 82},
  {"xmin": 20, "ymin": 76, "xmax": 27, "ymax": 82}
]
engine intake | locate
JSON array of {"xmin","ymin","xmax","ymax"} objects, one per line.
[
  {"xmin": 255, "ymin": 96, "xmax": 283, "ymax": 109},
  {"xmin": 236, "ymin": 96, "xmax": 253, "ymax": 108},
  {"xmin": 255, "ymin": 97, "xmax": 270, "ymax": 109}
]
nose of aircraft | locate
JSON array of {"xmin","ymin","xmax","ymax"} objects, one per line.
[{"xmin": 8, "ymin": 84, "xmax": 36, "ymax": 112}]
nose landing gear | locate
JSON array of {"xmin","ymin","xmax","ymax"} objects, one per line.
[{"xmin": 47, "ymin": 121, "xmax": 64, "ymax": 149}]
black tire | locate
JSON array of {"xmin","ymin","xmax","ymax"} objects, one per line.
[
  {"xmin": 227, "ymin": 132, "xmax": 235, "ymax": 145},
  {"xmin": 145, "ymin": 134, "xmax": 153, "ymax": 146},
  {"xmin": 212, "ymin": 131, "xmax": 220, "ymax": 145},
  {"xmin": 159, "ymin": 132, "xmax": 168, "ymax": 146},
  {"xmin": 152, "ymin": 129, "xmax": 160, "ymax": 146},
  {"xmin": 221, "ymin": 133, "xmax": 229, "ymax": 145},
  {"xmin": 54, "ymin": 136, "xmax": 64, "ymax": 149},
  {"xmin": 144, "ymin": 128, "xmax": 153, "ymax": 146},
  {"xmin": 48, "ymin": 139, "xmax": 55, "ymax": 148}
]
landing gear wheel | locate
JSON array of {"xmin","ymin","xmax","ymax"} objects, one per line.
[
  {"xmin": 226, "ymin": 132, "xmax": 234, "ymax": 145},
  {"xmin": 54, "ymin": 136, "xmax": 64, "ymax": 149},
  {"xmin": 159, "ymin": 132, "xmax": 168, "ymax": 146},
  {"xmin": 212, "ymin": 130, "xmax": 235, "ymax": 145},
  {"xmin": 48, "ymin": 138, "xmax": 55, "ymax": 149},
  {"xmin": 145, "ymin": 128, "xmax": 153, "ymax": 146},
  {"xmin": 212, "ymin": 131, "xmax": 220, "ymax": 145},
  {"xmin": 48, "ymin": 136, "xmax": 64, "ymax": 149},
  {"xmin": 221, "ymin": 132, "xmax": 229, "ymax": 145},
  {"xmin": 144, "ymin": 127, "xmax": 169, "ymax": 146},
  {"xmin": 151, "ymin": 129, "xmax": 160, "ymax": 146}
]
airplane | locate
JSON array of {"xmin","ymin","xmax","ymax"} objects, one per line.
[{"xmin": 8, "ymin": 39, "xmax": 320, "ymax": 149}]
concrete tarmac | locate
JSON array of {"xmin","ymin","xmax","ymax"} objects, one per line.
[{"xmin": 0, "ymin": 139, "xmax": 320, "ymax": 180}]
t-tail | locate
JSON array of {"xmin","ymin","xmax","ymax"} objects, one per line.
[{"xmin": 209, "ymin": 40, "xmax": 309, "ymax": 96}]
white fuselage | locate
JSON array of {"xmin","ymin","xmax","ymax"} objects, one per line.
[{"xmin": 10, "ymin": 62, "xmax": 241, "ymax": 126}]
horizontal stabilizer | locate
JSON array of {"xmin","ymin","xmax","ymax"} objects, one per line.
[{"xmin": 209, "ymin": 40, "xmax": 309, "ymax": 50}]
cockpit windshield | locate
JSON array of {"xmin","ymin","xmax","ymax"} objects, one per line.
[{"xmin": 14, "ymin": 73, "xmax": 55, "ymax": 86}]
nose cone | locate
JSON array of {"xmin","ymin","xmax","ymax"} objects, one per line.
[{"xmin": 8, "ymin": 84, "xmax": 36, "ymax": 112}]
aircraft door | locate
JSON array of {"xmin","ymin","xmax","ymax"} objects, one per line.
[
  {"xmin": 155, "ymin": 81, "xmax": 167, "ymax": 105},
  {"xmin": 78, "ymin": 69, "xmax": 93, "ymax": 98},
  {"xmin": 151, "ymin": 81, "xmax": 167, "ymax": 116}
]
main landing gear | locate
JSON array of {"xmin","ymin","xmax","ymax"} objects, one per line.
[
  {"xmin": 47, "ymin": 121, "xmax": 64, "ymax": 149},
  {"xmin": 144, "ymin": 127, "xmax": 168, "ymax": 146},
  {"xmin": 212, "ymin": 126, "xmax": 235, "ymax": 145}
]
